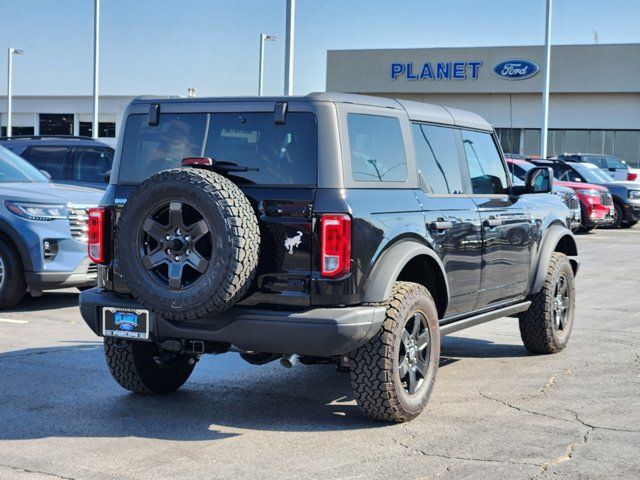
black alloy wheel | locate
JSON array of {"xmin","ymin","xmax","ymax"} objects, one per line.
[{"xmin": 139, "ymin": 201, "xmax": 212, "ymax": 290}]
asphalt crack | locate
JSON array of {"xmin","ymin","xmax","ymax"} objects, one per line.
[{"xmin": 0, "ymin": 463, "xmax": 76, "ymax": 480}]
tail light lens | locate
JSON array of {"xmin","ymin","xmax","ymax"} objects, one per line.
[
  {"xmin": 320, "ymin": 214, "xmax": 351, "ymax": 278},
  {"xmin": 88, "ymin": 207, "xmax": 107, "ymax": 264},
  {"xmin": 628, "ymin": 172, "xmax": 637, "ymax": 181}
]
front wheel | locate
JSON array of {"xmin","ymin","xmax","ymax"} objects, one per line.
[
  {"xmin": 518, "ymin": 252, "xmax": 575, "ymax": 354},
  {"xmin": 104, "ymin": 338, "xmax": 196, "ymax": 394},
  {"xmin": 349, "ymin": 282, "xmax": 440, "ymax": 422},
  {"xmin": 0, "ymin": 237, "xmax": 26, "ymax": 309},
  {"xmin": 603, "ymin": 202, "xmax": 624, "ymax": 229}
]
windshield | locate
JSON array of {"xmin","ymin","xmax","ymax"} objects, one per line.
[
  {"xmin": 571, "ymin": 163, "xmax": 614, "ymax": 183},
  {"xmin": 0, "ymin": 145, "xmax": 49, "ymax": 183},
  {"xmin": 119, "ymin": 112, "xmax": 317, "ymax": 185}
]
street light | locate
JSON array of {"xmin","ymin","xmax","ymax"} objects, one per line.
[
  {"xmin": 6, "ymin": 48, "xmax": 24, "ymax": 137},
  {"xmin": 258, "ymin": 34, "xmax": 276, "ymax": 96},
  {"xmin": 284, "ymin": 0, "xmax": 295, "ymax": 96},
  {"xmin": 92, "ymin": 0, "xmax": 100, "ymax": 139}
]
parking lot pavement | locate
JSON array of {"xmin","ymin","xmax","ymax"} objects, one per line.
[{"xmin": 0, "ymin": 230, "xmax": 639, "ymax": 480}]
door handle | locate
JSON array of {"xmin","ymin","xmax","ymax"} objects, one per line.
[
  {"xmin": 429, "ymin": 221, "xmax": 454, "ymax": 231},
  {"xmin": 483, "ymin": 218, "xmax": 503, "ymax": 228}
]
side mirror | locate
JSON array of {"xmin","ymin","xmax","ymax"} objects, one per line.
[
  {"xmin": 103, "ymin": 170, "xmax": 111, "ymax": 183},
  {"xmin": 39, "ymin": 169, "xmax": 52, "ymax": 179},
  {"xmin": 524, "ymin": 167, "xmax": 553, "ymax": 193}
]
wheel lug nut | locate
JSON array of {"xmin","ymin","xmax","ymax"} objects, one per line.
[
  {"xmin": 184, "ymin": 236, "xmax": 191, "ymax": 242},
  {"xmin": 165, "ymin": 235, "xmax": 171, "ymax": 240},
  {"xmin": 186, "ymin": 249, "xmax": 191, "ymax": 255},
  {"xmin": 176, "ymin": 229, "xmax": 182, "ymax": 235},
  {"xmin": 174, "ymin": 256, "xmax": 180, "ymax": 261}
]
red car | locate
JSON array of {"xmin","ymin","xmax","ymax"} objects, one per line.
[{"xmin": 507, "ymin": 158, "xmax": 614, "ymax": 231}]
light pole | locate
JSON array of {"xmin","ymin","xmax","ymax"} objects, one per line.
[
  {"xmin": 6, "ymin": 48, "xmax": 24, "ymax": 137},
  {"xmin": 540, "ymin": 0, "xmax": 553, "ymax": 158},
  {"xmin": 258, "ymin": 34, "xmax": 276, "ymax": 96},
  {"xmin": 92, "ymin": 0, "xmax": 100, "ymax": 139},
  {"xmin": 284, "ymin": 0, "xmax": 295, "ymax": 95}
]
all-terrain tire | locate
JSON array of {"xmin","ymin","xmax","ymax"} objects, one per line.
[
  {"xmin": 116, "ymin": 168, "xmax": 260, "ymax": 320},
  {"xmin": 0, "ymin": 236, "xmax": 26, "ymax": 309},
  {"xmin": 104, "ymin": 338, "xmax": 195, "ymax": 394},
  {"xmin": 518, "ymin": 252, "xmax": 575, "ymax": 354},
  {"xmin": 349, "ymin": 282, "xmax": 440, "ymax": 422}
]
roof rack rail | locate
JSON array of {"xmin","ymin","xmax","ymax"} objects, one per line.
[{"xmin": 0, "ymin": 135, "xmax": 96, "ymax": 141}]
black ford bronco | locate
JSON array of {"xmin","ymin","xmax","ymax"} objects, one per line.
[{"xmin": 80, "ymin": 93, "xmax": 579, "ymax": 422}]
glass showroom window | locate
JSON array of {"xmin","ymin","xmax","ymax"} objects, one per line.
[
  {"xmin": 614, "ymin": 131, "xmax": 640, "ymax": 167},
  {"xmin": 39, "ymin": 114, "xmax": 74, "ymax": 135},
  {"xmin": 79, "ymin": 122, "xmax": 117, "ymax": 138},
  {"xmin": 495, "ymin": 128, "xmax": 521, "ymax": 155},
  {"xmin": 589, "ymin": 130, "xmax": 615, "ymax": 155}
]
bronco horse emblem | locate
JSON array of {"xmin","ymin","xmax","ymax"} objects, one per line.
[{"xmin": 284, "ymin": 231, "xmax": 303, "ymax": 255}]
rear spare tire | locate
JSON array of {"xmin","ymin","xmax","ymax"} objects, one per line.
[{"xmin": 116, "ymin": 168, "xmax": 260, "ymax": 320}]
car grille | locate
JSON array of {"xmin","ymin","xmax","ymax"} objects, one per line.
[
  {"xmin": 68, "ymin": 208, "xmax": 89, "ymax": 243},
  {"xmin": 561, "ymin": 191, "xmax": 580, "ymax": 211},
  {"xmin": 600, "ymin": 191, "xmax": 613, "ymax": 206}
]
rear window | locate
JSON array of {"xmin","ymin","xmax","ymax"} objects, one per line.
[{"xmin": 118, "ymin": 112, "xmax": 317, "ymax": 185}]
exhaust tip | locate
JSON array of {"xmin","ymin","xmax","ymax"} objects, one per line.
[{"xmin": 280, "ymin": 354, "xmax": 298, "ymax": 368}]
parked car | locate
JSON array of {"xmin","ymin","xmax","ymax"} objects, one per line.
[
  {"xmin": 0, "ymin": 135, "xmax": 114, "ymax": 189},
  {"xmin": 0, "ymin": 145, "xmax": 103, "ymax": 308},
  {"xmin": 80, "ymin": 93, "xmax": 578, "ymax": 423},
  {"xmin": 507, "ymin": 158, "xmax": 614, "ymax": 231},
  {"xmin": 556, "ymin": 153, "xmax": 630, "ymax": 182},
  {"xmin": 532, "ymin": 159, "xmax": 640, "ymax": 228},
  {"xmin": 507, "ymin": 158, "xmax": 581, "ymax": 231}
]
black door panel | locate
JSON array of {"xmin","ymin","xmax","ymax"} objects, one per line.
[{"xmin": 474, "ymin": 196, "xmax": 532, "ymax": 306}]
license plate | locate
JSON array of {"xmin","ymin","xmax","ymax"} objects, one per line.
[{"xmin": 103, "ymin": 307, "xmax": 149, "ymax": 340}]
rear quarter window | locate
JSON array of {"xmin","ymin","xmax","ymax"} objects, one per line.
[
  {"xmin": 347, "ymin": 113, "xmax": 407, "ymax": 183},
  {"xmin": 118, "ymin": 112, "xmax": 317, "ymax": 185}
]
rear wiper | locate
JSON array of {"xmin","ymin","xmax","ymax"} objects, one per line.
[{"xmin": 212, "ymin": 161, "xmax": 259, "ymax": 173}]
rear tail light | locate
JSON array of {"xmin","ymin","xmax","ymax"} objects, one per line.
[
  {"xmin": 628, "ymin": 172, "xmax": 637, "ymax": 181},
  {"xmin": 88, "ymin": 207, "xmax": 107, "ymax": 264},
  {"xmin": 320, "ymin": 214, "xmax": 351, "ymax": 278}
]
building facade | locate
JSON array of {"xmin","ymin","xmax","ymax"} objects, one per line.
[
  {"xmin": 326, "ymin": 44, "xmax": 640, "ymax": 166},
  {"xmin": 0, "ymin": 95, "xmax": 136, "ymax": 146}
]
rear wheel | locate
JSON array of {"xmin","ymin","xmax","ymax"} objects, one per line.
[
  {"xmin": 104, "ymin": 338, "xmax": 196, "ymax": 394},
  {"xmin": 519, "ymin": 252, "xmax": 575, "ymax": 354},
  {"xmin": 349, "ymin": 282, "xmax": 440, "ymax": 422},
  {"xmin": 0, "ymin": 237, "xmax": 26, "ymax": 309}
]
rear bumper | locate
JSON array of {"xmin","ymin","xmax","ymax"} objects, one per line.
[{"xmin": 79, "ymin": 288, "xmax": 386, "ymax": 357}]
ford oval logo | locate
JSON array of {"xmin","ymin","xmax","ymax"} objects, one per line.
[{"xmin": 493, "ymin": 59, "xmax": 539, "ymax": 80}]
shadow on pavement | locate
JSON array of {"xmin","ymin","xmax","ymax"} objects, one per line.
[
  {"xmin": 3, "ymin": 290, "xmax": 80, "ymax": 313},
  {"xmin": 0, "ymin": 335, "xmax": 528, "ymax": 441}
]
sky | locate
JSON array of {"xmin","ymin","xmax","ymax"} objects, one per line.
[{"xmin": 1, "ymin": 0, "xmax": 639, "ymax": 97}]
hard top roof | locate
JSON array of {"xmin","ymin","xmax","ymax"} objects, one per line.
[{"xmin": 131, "ymin": 92, "xmax": 493, "ymax": 132}]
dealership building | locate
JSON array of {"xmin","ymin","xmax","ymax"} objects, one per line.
[
  {"xmin": 326, "ymin": 43, "xmax": 640, "ymax": 166},
  {"xmin": 0, "ymin": 95, "xmax": 135, "ymax": 146}
]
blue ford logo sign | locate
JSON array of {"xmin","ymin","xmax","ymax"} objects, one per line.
[{"xmin": 493, "ymin": 59, "xmax": 539, "ymax": 80}]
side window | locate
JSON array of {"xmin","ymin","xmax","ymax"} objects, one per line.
[
  {"xmin": 411, "ymin": 123, "xmax": 463, "ymax": 194},
  {"xmin": 587, "ymin": 156, "xmax": 606, "ymax": 168},
  {"xmin": 606, "ymin": 156, "xmax": 627, "ymax": 169},
  {"xmin": 553, "ymin": 164, "xmax": 572, "ymax": 181},
  {"xmin": 73, "ymin": 147, "xmax": 114, "ymax": 183},
  {"xmin": 347, "ymin": 113, "xmax": 407, "ymax": 182},
  {"xmin": 461, "ymin": 130, "xmax": 509, "ymax": 194},
  {"xmin": 21, "ymin": 147, "xmax": 70, "ymax": 178}
]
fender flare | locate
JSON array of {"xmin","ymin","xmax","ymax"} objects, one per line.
[
  {"xmin": 530, "ymin": 225, "xmax": 578, "ymax": 295},
  {"xmin": 363, "ymin": 239, "xmax": 450, "ymax": 304},
  {"xmin": 0, "ymin": 218, "xmax": 33, "ymax": 271}
]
